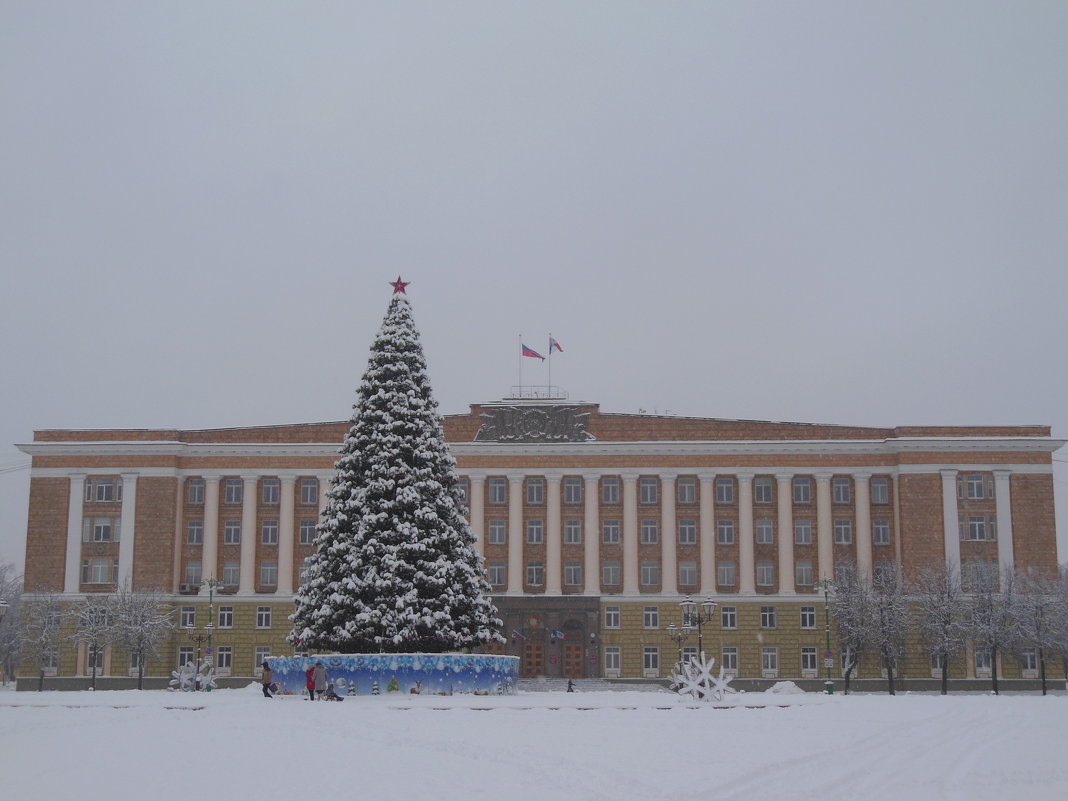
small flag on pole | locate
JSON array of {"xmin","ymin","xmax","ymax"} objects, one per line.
[
  {"xmin": 549, "ymin": 337, "xmax": 563, "ymax": 353},
  {"xmin": 521, "ymin": 344, "xmax": 545, "ymax": 360},
  {"xmin": 551, "ymin": 629, "xmax": 566, "ymax": 640},
  {"xmin": 512, "ymin": 630, "xmax": 528, "ymax": 640}
]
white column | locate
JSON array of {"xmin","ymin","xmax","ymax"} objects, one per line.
[
  {"xmin": 853, "ymin": 473, "xmax": 872, "ymax": 583},
  {"xmin": 277, "ymin": 477, "xmax": 296, "ymax": 594},
  {"xmin": 698, "ymin": 474, "xmax": 716, "ymax": 594},
  {"xmin": 317, "ymin": 474, "xmax": 331, "ymax": 516},
  {"xmin": 583, "ymin": 474, "xmax": 600, "ymax": 595},
  {"xmin": 238, "ymin": 475, "xmax": 258, "ymax": 593},
  {"xmin": 117, "ymin": 473, "xmax": 138, "ymax": 589},
  {"xmin": 64, "ymin": 473, "xmax": 87, "ymax": 592},
  {"xmin": 940, "ymin": 470, "xmax": 960, "ymax": 573},
  {"xmin": 507, "ymin": 475, "xmax": 524, "ymax": 595},
  {"xmin": 993, "ymin": 470, "xmax": 1014, "ymax": 572},
  {"xmin": 622, "ymin": 473, "xmax": 640, "ymax": 595},
  {"xmin": 776, "ymin": 474, "xmax": 794, "ymax": 594},
  {"xmin": 737, "ymin": 473, "xmax": 755, "ymax": 594},
  {"xmin": 816, "ymin": 473, "xmax": 833, "ymax": 582},
  {"xmin": 468, "ymin": 475, "xmax": 486, "ymax": 556},
  {"xmin": 202, "ymin": 478, "xmax": 220, "ymax": 590},
  {"xmin": 545, "ymin": 475, "xmax": 562, "ymax": 595},
  {"xmin": 661, "ymin": 473, "xmax": 678, "ymax": 596}
]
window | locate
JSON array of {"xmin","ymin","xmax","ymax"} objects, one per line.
[
  {"xmin": 487, "ymin": 562, "xmax": 505, "ymax": 586},
  {"xmin": 564, "ymin": 519, "xmax": 582, "ymax": 545},
  {"xmin": 873, "ymin": 519, "xmax": 890, "ymax": 546},
  {"xmin": 93, "ymin": 478, "xmax": 116, "ymax": 502},
  {"xmin": 717, "ymin": 561, "xmax": 736, "ymax": 587},
  {"xmin": 794, "ymin": 519, "xmax": 813, "ymax": 545},
  {"xmin": 563, "ymin": 477, "xmax": 583, "ymax": 504},
  {"xmin": 797, "ymin": 606, "xmax": 816, "ymax": 630},
  {"xmin": 975, "ymin": 648, "xmax": 992, "ymax": 674},
  {"xmin": 215, "ymin": 646, "xmax": 233, "ymax": 674},
  {"xmin": 487, "ymin": 519, "xmax": 506, "ymax": 545},
  {"xmin": 488, "ymin": 477, "xmax": 507, "ymax": 504},
  {"xmin": 643, "ymin": 606, "xmax": 659, "ymax": 628},
  {"xmin": 762, "ymin": 647, "xmax": 778, "ymax": 673},
  {"xmin": 526, "ymin": 478, "xmax": 544, "ymax": 505},
  {"xmin": 298, "ymin": 558, "xmax": 312, "ymax": 586},
  {"xmin": 641, "ymin": 560, "xmax": 660, "ymax": 586},
  {"xmin": 224, "ymin": 478, "xmax": 243, "ymax": 505},
  {"xmin": 184, "ymin": 561, "xmax": 202, "ymax": 586},
  {"xmin": 255, "ymin": 646, "xmax": 271, "ymax": 668},
  {"xmin": 871, "ymin": 477, "xmax": 889, "ymax": 505},
  {"xmin": 83, "ymin": 517, "xmax": 119, "ymax": 542},
  {"xmin": 180, "ymin": 607, "xmax": 196, "ymax": 628},
  {"xmin": 261, "ymin": 478, "xmax": 280, "ymax": 505},
  {"xmin": 677, "ymin": 477, "xmax": 696, "ymax": 504},
  {"xmin": 526, "ymin": 519, "xmax": 544, "ymax": 545},
  {"xmin": 793, "ymin": 477, "xmax": 812, "ymax": 504},
  {"xmin": 679, "ymin": 561, "xmax": 697, "ymax": 586},
  {"xmin": 564, "ymin": 562, "xmax": 582, "ymax": 586},
  {"xmin": 721, "ymin": 647, "xmax": 738, "ymax": 672},
  {"xmin": 678, "ymin": 519, "xmax": 697, "ymax": 545},
  {"xmin": 602, "ymin": 561, "xmax": 621, "ymax": 586},
  {"xmin": 715, "ymin": 477, "xmax": 734, "ymax": 504},
  {"xmin": 601, "ymin": 477, "xmax": 620, "ymax": 504},
  {"xmin": 961, "ymin": 516, "xmax": 996, "ymax": 541},
  {"xmin": 604, "ymin": 646, "xmax": 621, "ymax": 673},
  {"xmin": 526, "ymin": 562, "xmax": 544, "ymax": 586},
  {"xmin": 756, "ymin": 561, "xmax": 775, "ymax": 587},
  {"xmin": 186, "ymin": 520, "xmax": 203, "ymax": 545},
  {"xmin": 256, "ymin": 606, "xmax": 272, "ymax": 628},
  {"xmin": 716, "ymin": 519, "xmax": 735, "ymax": 545},
  {"xmin": 681, "ymin": 646, "xmax": 698, "ymax": 665},
  {"xmin": 218, "ymin": 606, "xmax": 234, "ymax": 628},
  {"xmin": 874, "ymin": 561, "xmax": 895, "ymax": 585},
  {"xmin": 834, "ymin": 519, "xmax": 852, "ymax": 545},
  {"xmin": 222, "ymin": 561, "xmax": 240, "ymax": 587},
  {"xmin": 639, "ymin": 477, "xmax": 658, "ymax": 504},
  {"xmin": 720, "ymin": 606, "xmax": 737, "ymax": 629},
  {"xmin": 643, "ymin": 646, "xmax": 660, "ymax": 674},
  {"xmin": 188, "ymin": 479, "xmax": 205, "ymax": 504},
  {"xmin": 754, "ymin": 477, "xmax": 773, "ymax": 504},
  {"xmin": 604, "ymin": 606, "xmax": 621, "ymax": 628},
  {"xmin": 602, "ymin": 519, "xmax": 621, "ymax": 544},
  {"xmin": 299, "ymin": 520, "xmax": 317, "ymax": 545},
  {"xmin": 760, "ymin": 606, "xmax": 777, "ymax": 629},
  {"xmin": 834, "ymin": 562, "xmax": 852, "ymax": 585},
  {"xmin": 1020, "ymin": 648, "xmax": 1038, "ymax": 672},
  {"xmin": 223, "ymin": 520, "xmax": 241, "ymax": 545},
  {"xmin": 178, "ymin": 646, "xmax": 194, "ymax": 668},
  {"xmin": 832, "ymin": 477, "xmax": 851, "ymax": 505},
  {"xmin": 299, "ymin": 478, "xmax": 318, "ymax": 505},
  {"xmin": 965, "ymin": 473, "xmax": 988, "ymax": 500},
  {"xmin": 796, "ymin": 561, "xmax": 814, "ymax": 586},
  {"xmin": 261, "ymin": 520, "xmax": 279, "ymax": 545},
  {"xmin": 640, "ymin": 519, "xmax": 659, "ymax": 544},
  {"xmin": 456, "ymin": 477, "xmax": 469, "ymax": 506},
  {"xmin": 755, "ymin": 519, "xmax": 774, "ymax": 545},
  {"xmin": 260, "ymin": 561, "xmax": 277, "ymax": 587},
  {"xmin": 801, "ymin": 646, "xmax": 818, "ymax": 672}
]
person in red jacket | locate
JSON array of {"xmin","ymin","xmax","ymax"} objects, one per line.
[{"xmin": 305, "ymin": 666, "xmax": 316, "ymax": 700}]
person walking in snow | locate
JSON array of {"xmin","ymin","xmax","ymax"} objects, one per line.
[
  {"xmin": 312, "ymin": 661, "xmax": 328, "ymax": 699},
  {"xmin": 305, "ymin": 665, "xmax": 316, "ymax": 700},
  {"xmin": 260, "ymin": 661, "xmax": 274, "ymax": 698}
]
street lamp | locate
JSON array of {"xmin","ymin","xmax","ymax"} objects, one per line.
[
  {"xmin": 202, "ymin": 578, "xmax": 224, "ymax": 691},
  {"xmin": 818, "ymin": 578, "xmax": 835, "ymax": 695},
  {"xmin": 680, "ymin": 596, "xmax": 718, "ymax": 656},
  {"xmin": 0, "ymin": 599, "xmax": 8, "ymax": 623},
  {"xmin": 185, "ymin": 622, "xmax": 215, "ymax": 692},
  {"xmin": 665, "ymin": 622, "xmax": 690, "ymax": 668}
]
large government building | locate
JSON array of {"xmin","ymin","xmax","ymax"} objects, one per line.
[{"xmin": 16, "ymin": 396, "xmax": 1063, "ymax": 688}]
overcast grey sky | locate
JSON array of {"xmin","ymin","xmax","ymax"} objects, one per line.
[{"xmin": 2, "ymin": 2, "xmax": 1067, "ymax": 569}]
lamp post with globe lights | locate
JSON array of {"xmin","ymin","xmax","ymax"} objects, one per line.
[{"xmin": 680, "ymin": 596, "xmax": 718, "ymax": 656}]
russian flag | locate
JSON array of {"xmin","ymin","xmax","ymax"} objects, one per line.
[
  {"xmin": 549, "ymin": 337, "xmax": 563, "ymax": 353},
  {"xmin": 512, "ymin": 630, "xmax": 528, "ymax": 640},
  {"xmin": 551, "ymin": 629, "xmax": 566, "ymax": 640},
  {"xmin": 521, "ymin": 344, "xmax": 545, "ymax": 360}
]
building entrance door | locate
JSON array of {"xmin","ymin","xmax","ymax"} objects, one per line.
[
  {"xmin": 563, "ymin": 643, "xmax": 584, "ymax": 678},
  {"xmin": 522, "ymin": 642, "xmax": 544, "ymax": 678}
]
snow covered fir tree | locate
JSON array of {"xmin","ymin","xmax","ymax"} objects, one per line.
[{"xmin": 289, "ymin": 278, "xmax": 502, "ymax": 654}]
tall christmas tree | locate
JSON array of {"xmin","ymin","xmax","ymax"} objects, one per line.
[{"xmin": 289, "ymin": 278, "xmax": 502, "ymax": 653}]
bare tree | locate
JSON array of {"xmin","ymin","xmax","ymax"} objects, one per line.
[
  {"xmin": 1057, "ymin": 565, "xmax": 1068, "ymax": 681},
  {"xmin": 913, "ymin": 564, "xmax": 969, "ymax": 695},
  {"xmin": 871, "ymin": 567, "xmax": 909, "ymax": 696},
  {"xmin": 0, "ymin": 563, "xmax": 23, "ymax": 685},
  {"xmin": 965, "ymin": 562, "xmax": 1017, "ymax": 695},
  {"xmin": 109, "ymin": 584, "xmax": 175, "ymax": 689},
  {"xmin": 22, "ymin": 590, "xmax": 63, "ymax": 691},
  {"xmin": 831, "ymin": 564, "xmax": 870, "ymax": 695},
  {"xmin": 68, "ymin": 595, "xmax": 114, "ymax": 690},
  {"xmin": 1012, "ymin": 568, "xmax": 1064, "ymax": 696}
]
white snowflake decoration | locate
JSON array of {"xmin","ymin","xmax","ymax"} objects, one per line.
[
  {"xmin": 670, "ymin": 651, "xmax": 734, "ymax": 702},
  {"xmin": 168, "ymin": 660, "xmax": 217, "ymax": 692}
]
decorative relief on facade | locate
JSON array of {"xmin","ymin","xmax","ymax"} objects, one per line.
[{"xmin": 474, "ymin": 406, "xmax": 595, "ymax": 443}]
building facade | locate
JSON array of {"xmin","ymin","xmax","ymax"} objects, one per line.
[{"xmin": 16, "ymin": 398, "xmax": 1063, "ymax": 687}]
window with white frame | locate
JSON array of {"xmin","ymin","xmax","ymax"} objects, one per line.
[
  {"xmin": 641, "ymin": 560, "xmax": 660, "ymax": 586},
  {"xmin": 795, "ymin": 561, "xmax": 814, "ymax": 586},
  {"xmin": 871, "ymin": 477, "xmax": 889, "ymax": 505},
  {"xmin": 187, "ymin": 478, "xmax": 205, "ymax": 504},
  {"xmin": 601, "ymin": 477, "xmax": 620, "ymax": 504},
  {"xmin": 721, "ymin": 606, "xmax": 737, "ymax": 629},
  {"xmin": 678, "ymin": 519, "xmax": 697, "ymax": 545},
  {"xmin": 834, "ymin": 519, "xmax": 852, "ymax": 545},
  {"xmin": 298, "ymin": 558, "xmax": 312, "ymax": 586},
  {"xmin": 255, "ymin": 646, "xmax": 271, "ymax": 668},
  {"xmin": 761, "ymin": 647, "xmax": 778, "ymax": 673},
  {"xmin": 1020, "ymin": 648, "xmax": 1038, "ymax": 673},
  {"xmin": 92, "ymin": 478, "xmax": 117, "ymax": 502},
  {"xmin": 604, "ymin": 646, "xmax": 621, "ymax": 673},
  {"xmin": 873, "ymin": 519, "xmax": 891, "ymax": 546},
  {"xmin": 260, "ymin": 562, "xmax": 277, "ymax": 587},
  {"xmin": 679, "ymin": 561, "xmax": 697, "ymax": 587},
  {"xmin": 715, "ymin": 477, "xmax": 734, "ymax": 504},
  {"xmin": 564, "ymin": 519, "xmax": 582, "ymax": 544},
  {"xmin": 793, "ymin": 477, "xmax": 812, "ymax": 504},
  {"xmin": 224, "ymin": 478, "xmax": 243, "ymax": 505},
  {"xmin": 215, "ymin": 646, "xmax": 232, "ymax": 674},
  {"xmin": 456, "ymin": 477, "xmax": 469, "ymax": 506},
  {"xmin": 563, "ymin": 477, "xmax": 583, "ymax": 504},
  {"xmin": 754, "ymin": 477, "xmax": 773, "ymax": 504},
  {"xmin": 83, "ymin": 517, "xmax": 120, "ymax": 543},
  {"xmin": 256, "ymin": 606, "xmax": 272, "ymax": 628},
  {"xmin": 874, "ymin": 561, "xmax": 895, "ymax": 585},
  {"xmin": 299, "ymin": 519, "xmax": 316, "ymax": 545},
  {"xmin": 604, "ymin": 606, "xmax": 621, "ymax": 628},
  {"xmin": 760, "ymin": 606, "xmax": 777, "ymax": 629},
  {"xmin": 222, "ymin": 562, "xmax": 239, "ymax": 588},
  {"xmin": 975, "ymin": 648, "xmax": 992, "ymax": 675},
  {"xmin": 526, "ymin": 519, "xmax": 544, "ymax": 544},
  {"xmin": 755, "ymin": 519, "xmax": 774, "ymax": 544},
  {"xmin": 526, "ymin": 562, "xmax": 544, "ymax": 586},
  {"xmin": 800, "ymin": 606, "xmax": 817, "ymax": 629},
  {"xmin": 677, "ymin": 477, "xmax": 696, "ymax": 504},
  {"xmin": 488, "ymin": 477, "xmax": 507, "ymax": 504},
  {"xmin": 223, "ymin": 520, "xmax": 241, "ymax": 545},
  {"xmin": 717, "ymin": 561, "xmax": 736, "ymax": 587},
  {"xmin": 602, "ymin": 561, "xmax": 621, "ymax": 586},
  {"xmin": 487, "ymin": 519, "xmax": 506, "ymax": 545},
  {"xmin": 178, "ymin": 646, "xmax": 194, "ymax": 667},
  {"xmin": 261, "ymin": 520, "xmax": 279, "ymax": 545},
  {"xmin": 186, "ymin": 520, "xmax": 203, "ymax": 545},
  {"xmin": 638, "ymin": 477, "xmax": 658, "ymax": 504},
  {"xmin": 834, "ymin": 562, "xmax": 853, "ymax": 585},
  {"xmin": 643, "ymin": 646, "xmax": 659, "ymax": 674},
  {"xmin": 832, "ymin": 477, "xmax": 851, "ymax": 504},
  {"xmin": 643, "ymin": 606, "xmax": 659, "ymax": 628},
  {"xmin": 964, "ymin": 473, "xmax": 989, "ymax": 500},
  {"xmin": 801, "ymin": 646, "xmax": 818, "ymax": 673},
  {"xmin": 526, "ymin": 478, "xmax": 545, "ymax": 505},
  {"xmin": 564, "ymin": 562, "xmax": 582, "ymax": 586},
  {"xmin": 795, "ymin": 519, "xmax": 813, "ymax": 545},
  {"xmin": 261, "ymin": 478, "xmax": 280, "ymax": 505},
  {"xmin": 640, "ymin": 519, "xmax": 659, "ymax": 544},
  {"xmin": 602, "ymin": 519, "xmax": 621, "ymax": 544},
  {"xmin": 487, "ymin": 562, "xmax": 505, "ymax": 586},
  {"xmin": 183, "ymin": 562, "xmax": 202, "ymax": 586},
  {"xmin": 681, "ymin": 646, "xmax": 698, "ymax": 665},
  {"xmin": 299, "ymin": 478, "xmax": 318, "ymax": 505},
  {"xmin": 180, "ymin": 607, "xmax": 196, "ymax": 628},
  {"xmin": 721, "ymin": 646, "xmax": 738, "ymax": 672},
  {"xmin": 961, "ymin": 515, "xmax": 996, "ymax": 541},
  {"xmin": 218, "ymin": 606, "xmax": 234, "ymax": 629},
  {"xmin": 756, "ymin": 561, "xmax": 775, "ymax": 587},
  {"xmin": 716, "ymin": 519, "xmax": 735, "ymax": 545}
]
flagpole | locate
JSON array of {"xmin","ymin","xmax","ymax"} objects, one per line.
[
  {"xmin": 518, "ymin": 333, "xmax": 522, "ymax": 396},
  {"xmin": 547, "ymin": 333, "xmax": 552, "ymax": 394}
]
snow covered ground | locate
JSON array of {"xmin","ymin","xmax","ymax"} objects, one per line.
[{"xmin": 2, "ymin": 684, "xmax": 1066, "ymax": 800}]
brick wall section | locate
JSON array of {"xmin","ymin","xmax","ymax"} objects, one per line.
[
  {"xmin": 24, "ymin": 477, "xmax": 68, "ymax": 591},
  {"xmin": 897, "ymin": 474, "xmax": 945, "ymax": 580},
  {"xmin": 1011, "ymin": 474, "xmax": 1058, "ymax": 573},
  {"xmin": 133, "ymin": 477, "xmax": 178, "ymax": 590}
]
